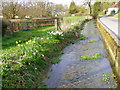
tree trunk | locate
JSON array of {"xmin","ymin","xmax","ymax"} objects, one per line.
[{"xmin": 88, "ymin": 0, "xmax": 92, "ymax": 15}]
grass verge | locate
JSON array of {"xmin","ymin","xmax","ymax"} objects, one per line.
[
  {"xmin": 113, "ymin": 12, "xmax": 120, "ymax": 18},
  {"xmin": 63, "ymin": 16, "xmax": 86, "ymax": 24}
]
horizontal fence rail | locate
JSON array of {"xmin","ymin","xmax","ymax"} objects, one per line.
[
  {"xmin": 2, "ymin": 17, "xmax": 63, "ymax": 35},
  {"xmin": 10, "ymin": 18, "xmax": 55, "ymax": 32}
]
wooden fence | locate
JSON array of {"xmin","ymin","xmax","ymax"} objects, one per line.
[
  {"xmin": 10, "ymin": 18, "xmax": 55, "ymax": 32},
  {"xmin": 3, "ymin": 17, "xmax": 63, "ymax": 35}
]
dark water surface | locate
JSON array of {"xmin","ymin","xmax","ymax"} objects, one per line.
[{"xmin": 45, "ymin": 21, "xmax": 117, "ymax": 88}]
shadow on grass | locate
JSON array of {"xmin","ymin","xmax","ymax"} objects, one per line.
[{"xmin": 2, "ymin": 25, "xmax": 55, "ymax": 49}]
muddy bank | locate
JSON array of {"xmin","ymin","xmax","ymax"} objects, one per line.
[{"xmin": 45, "ymin": 21, "xmax": 117, "ymax": 88}]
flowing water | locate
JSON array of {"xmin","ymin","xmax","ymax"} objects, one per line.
[{"xmin": 45, "ymin": 21, "xmax": 117, "ymax": 88}]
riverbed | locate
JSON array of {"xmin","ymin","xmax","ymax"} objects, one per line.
[{"xmin": 45, "ymin": 21, "xmax": 117, "ymax": 88}]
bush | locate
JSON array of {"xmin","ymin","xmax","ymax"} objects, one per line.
[{"xmin": 111, "ymin": 10, "xmax": 116, "ymax": 15}]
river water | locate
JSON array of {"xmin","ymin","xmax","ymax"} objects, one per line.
[{"xmin": 45, "ymin": 21, "xmax": 117, "ymax": 88}]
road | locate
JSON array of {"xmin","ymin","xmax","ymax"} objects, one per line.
[
  {"xmin": 45, "ymin": 21, "xmax": 117, "ymax": 88},
  {"xmin": 100, "ymin": 16, "xmax": 119, "ymax": 39}
]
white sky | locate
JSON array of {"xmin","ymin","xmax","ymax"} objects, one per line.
[
  {"xmin": 48, "ymin": 0, "xmax": 84, "ymax": 6},
  {"xmin": 48, "ymin": 0, "xmax": 119, "ymax": 6}
]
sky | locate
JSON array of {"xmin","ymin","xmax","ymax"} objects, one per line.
[
  {"xmin": 48, "ymin": 0, "xmax": 119, "ymax": 6},
  {"xmin": 48, "ymin": 0, "xmax": 84, "ymax": 6}
]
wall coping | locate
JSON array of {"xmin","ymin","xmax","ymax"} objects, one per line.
[{"xmin": 98, "ymin": 18, "xmax": 120, "ymax": 47}]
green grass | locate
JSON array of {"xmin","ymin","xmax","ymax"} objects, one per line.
[
  {"xmin": 114, "ymin": 12, "xmax": 120, "ymax": 18},
  {"xmin": 63, "ymin": 16, "xmax": 86, "ymax": 21},
  {"xmin": 81, "ymin": 53, "xmax": 101, "ymax": 60},
  {"xmin": 63, "ymin": 16, "xmax": 86, "ymax": 24},
  {"xmin": 51, "ymin": 58, "xmax": 61, "ymax": 64},
  {"xmin": 1, "ymin": 25, "xmax": 58, "ymax": 88},
  {"xmin": 87, "ymin": 40, "xmax": 96, "ymax": 43},
  {"xmin": 38, "ymin": 84, "xmax": 47, "ymax": 88},
  {"xmin": 77, "ymin": 34, "xmax": 87, "ymax": 40},
  {"xmin": 58, "ymin": 51, "xmax": 64, "ymax": 55},
  {"xmin": 2, "ymin": 25, "xmax": 55, "ymax": 49}
]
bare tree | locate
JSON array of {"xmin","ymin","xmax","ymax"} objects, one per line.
[
  {"xmin": 2, "ymin": 0, "xmax": 64, "ymax": 19},
  {"xmin": 82, "ymin": 0, "xmax": 92, "ymax": 15},
  {"xmin": 2, "ymin": 1, "xmax": 22, "ymax": 19},
  {"xmin": 45, "ymin": 2, "xmax": 55, "ymax": 17},
  {"xmin": 87, "ymin": 0, "xmax": 92, "ymax": 15}
]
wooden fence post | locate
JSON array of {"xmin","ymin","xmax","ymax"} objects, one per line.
[
  {"xmin": 55, "ymin": 18, "xmax": 58, "ymax": 30},
  {"xmin": 55, "ymin": 17, "xmax": 62, "ymax": 31}
]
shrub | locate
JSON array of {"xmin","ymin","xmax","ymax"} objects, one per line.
[{"xmin": 111, "ymin": 10, "xmax": 116, "ymax": 15}]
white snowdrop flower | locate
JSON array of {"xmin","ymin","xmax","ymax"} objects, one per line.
[
  {"xmin": 36, "ymin": 50, "xmax": 38, "ymax": 52},
  {"xmin": 71, "ymin": 23, "xmax": 75, "ymax": 25},
  {"xmin": 56, "ymin": 31, "xmax": 59, "ymax": 33},
  {"xmin": 53, "ymin": 33, "xmax": 56, "ymax": 35},
  {"xmin": 42, "ymin": 54, "xmax": 44, "ymax": 57},
  {"xmin": 51, "ymin": 31, "xmax": 54, "ymax": 34},
  {"xmin": 35, "ymin": 68, "xmax": 37, "ymax": 70},
  {"xmin": 41, "ymin": 38, "xmax": 44, "ymax": 40},
  {"xmin": 33, "ymin": 52, "xmax": 36, "ymax": 55},
  {"xmin": 49, "ymin": 31, "xmax": 63, "ymax": 36}
]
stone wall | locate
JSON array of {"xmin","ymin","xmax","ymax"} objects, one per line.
[{"xmin": 97, "ymin": 18, "xmax": 120, "ymax": 82}]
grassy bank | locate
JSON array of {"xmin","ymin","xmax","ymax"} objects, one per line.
[
  {"xmin": 2, "ymin": 25, "xmax": 56, "ymax": 88},
  {"xmin": 1, "ymin": 17, "xmax": 89, "ymax": 88},
  {"xmin": 63, "ymin": 16, "xmax": 86, "ymax": 23},
  {"xmin": 114, "ymin": 12, "xmax": 120, "ymax": 18},
  {"xmin": 62, "ymin": 16, "xmax": 86, "ymax": 31}
]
